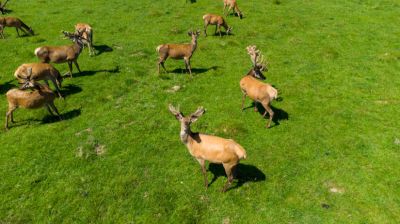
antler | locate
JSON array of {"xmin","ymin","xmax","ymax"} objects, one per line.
[
  {"xmin": 168, "ymin": 104, "xmax": 181, "ymax": 115},
  {"xmin": 191, "ymin": 106, "xmax": 205, "ymax": 117},
  {"xmin": 246, "ymin": 45, "xmax": 268, "ymax": 71}
]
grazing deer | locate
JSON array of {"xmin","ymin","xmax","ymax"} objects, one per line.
[
  {"xmin": 0, "ymin": 0, "xmax": 9, "ymax": 15},
  {"xmin": 156, "ymin": 30, "xmax": 200, "ymax": 78},
  {"xmin": 169, "ymin": 104, "xmax": 247, "ymax": 192},
  {"xmin": 0, "ymin": 17, "xmax": 34, "ymax": 38},
  {"xmin": 14, "ymin": 63, "xmax": 63, "ymax": 98},
  {"xmin": 34, "ymin": 31, "xmax": 84, "ymax": 77},
  {"xmin": 5, "ymin": 68, "xmax": 62, "ymax": 130},
  {"xmin": 75, "ymin": 23, "xmax": 95, "ymax": 56},
  {"xmin": 202, "ymin": 14, "xmax": 232, "ymax": 37},
  {"xmin": 223, "ymin": 0, "xmax": 243, "ymax": 19},
  {"xmin": 240, "ymin": 45, "xmax": 278, "ymax": 128}
]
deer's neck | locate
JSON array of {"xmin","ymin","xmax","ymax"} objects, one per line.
[
  {"xmin": 190, "ymin": 38, "xmax": 198, "ymax": 54},
  {"xmin": 73, "ymin": 42, "xmax": 83, "ymax": 54},
  {"xmin": 180, "ymin": 125, "xmax": 192, "ymax": 144}
]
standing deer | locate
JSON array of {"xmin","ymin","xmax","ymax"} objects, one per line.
[
  {"xmin": 14, "ymin": 63, "xmax": 63, "ymax": 98},
  {"xmin": 202, "ymin": 14, "xmax": 232, "ymax": 37},
  {"xmin": 168, "ymin": 104, "xmax": 247, "ymax": 192},
  {"xmin": 156, "ymin": 30, "xmax": 200, "ymax": 78},
  {"xmin": 223, "ymin": 0, "xmax": 243, "ymax": 19},
  {"xmin": 5, "ymin": 68, "xmax": 62, "ymax": 130},
  {"xmin": 75, "ymin": 23, "xmax": 94, "ymax": 56},
  {"xmin": 34, "ymin": 31, "xmax": 84, "ymax": 77},
  {"xmin": 0, "ymin": 17, "xmax": 34, "ymax": 38},
  {"xmin": 240, "ymin": 45, "xmax": 278, "ymax": 128}
]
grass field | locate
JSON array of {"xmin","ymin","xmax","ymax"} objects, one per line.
[{"xmin": 1, "ymin": 0, "xmax": 400, "ymax": 223}]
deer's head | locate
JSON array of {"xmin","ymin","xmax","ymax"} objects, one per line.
[
  {"xmin": 169, "ymin": 104, "xmax": 205, "ymax": 133},
  {"xmin": 62, "ymin": 30, "xmax": 85, "ymax": 46},
  {"xmin": 19, "ymin": 67, "xmax": 39, "ymax": 90},
  {"xmin": 246, "ymin": 45, "xmax": 268, "ymax": 80},
  {"xmin": 188, "ymin": 30, "xmax": 201, "ymax": 40}
]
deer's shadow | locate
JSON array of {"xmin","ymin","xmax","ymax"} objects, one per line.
[
  {"xmin": 59, "ymin": 84, "xmax": 82, "ymax": 97},
  {"xmin": 243, "ymin": 100, "xmax": 289, "ymax": 128},
  {"xmin": 42, "ymin": 108, "xmax": 81, "ymax": 124},
  {"xmin": 0, "ymin": 80, "xmax": 17, "ymax": 94},
  {"xmin": 67, "ymin": 66, "xmax": 120, "ymax": 78},
  {"xmin": 208, "ymin": 163, "xmax": 266, "ymax": 191},
  {"xmin": 169, "ymin": 66, "xmax": 219, "ymax": 75},
  {"xmin": 93, "ymin": 44, "xmax": 113, "ymax": 56}
]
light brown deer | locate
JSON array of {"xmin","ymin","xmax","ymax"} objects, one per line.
[
  {"xmin": 169, "ymin": 104, "xmax": 247, "ymax": 192},
  {"xmin": 0, "ymin": 16, "xmax": 34, "ymax": 38},
  {"xmin": 34, "ymin": 31, "xmax": 84, "ymax": 77},
  {"xmin": 75, "ymin": 23, "xmax": 94, "ymax": 56},
  {"xmin": 14, "ymin": 63, "xmax": 63, "ymax": 98},
  {"xmin": 156, "ymin": 30, "xmax": 200, "ymax": 78},
  {"xmin": 223, "ymin": 0, "xmax": 243, "ymax": 19},
  {"xmin": 240, "ymin": 45, "xmax": 278, "ymax": 128},
  {"xmin": 203, "ymin": 14, "xmax": 232, "ymax": 37},
  {"xmin": 5, "ymin": 68, "xmax": 62, "ymax": 130}
]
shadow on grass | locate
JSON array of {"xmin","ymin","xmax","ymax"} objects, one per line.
[
  {"xmin": 186, "ymin": 0, "xmax": 196, "ymax": 3},
  {"xmin": 0, "ymin": 9, "xmax": 12, "ymax": 14},
  {"xmin": 42, "ymin": 108, "xmax": 81, "ymax": 124},
  {"xmin": 244, "ymin": 100, "xmax": 289, "ymax": 128},
  {"xmin": 93, "ymin": 44, "xmax": 113, "ymax": 56},
  {"xmin": 208, "ymin": 163, "xmax": 266, "ymax": 191},
  {"xmin": 0, "ymin": 80, "xmax": 17, "ymax": 94},
  {"xmin": 169, "ymin": 66, "xmax": 219, "ymax": 75},
  {"xmin": 68, "ymin": 66, "xmax": 120, "ymax": 78},
  {"xmin": 59, "ymin": 84, "xmax": 82, "ymax": 97}
]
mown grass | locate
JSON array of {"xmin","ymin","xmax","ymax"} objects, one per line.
[{"xmin": 0, "ymin": 0, "xmax": 399, "ymax": 223}]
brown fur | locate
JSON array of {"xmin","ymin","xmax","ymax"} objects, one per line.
[
  {"xmin": 202, "ymin": 14, "xmax": 232, "ymax": 37},
  {"xmin": 156, "ymin": 30, "xmax": 200, "ymax": 78},
  {"xmin": 75, "ymin": 23, "xmax": 94, "ymax": 56},
  {"xmin": 169, "ymin": 105, "xmax": 247, "ymax": 192},
  {"xmin": 14, "ymin": 63, "xmax": 63, "ymax": 98},
  {"xmin": 5, "ymin": 81, "xmax": 61, "ymax": 130},
  {"xmin": 0, "ymin": 17, "xmax": 34, "ymax": 38},
  {"xmin": 223, "ymin": 0, "xmax": 243, "ymax": 19}
]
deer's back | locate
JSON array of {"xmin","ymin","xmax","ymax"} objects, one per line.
[
  {"xmin": 15, "ymin": 63, "xmax": 55, "ymax": 80},
  {"xmin": 161, "ymin": 44, "xmax": 192, "ymax": 59},
  {"xmin": 2, "ymin": 17, "xmax": 21, "ymax": 26},
  {"xmin": 240, "ymin": 76, "xmax": 273, "ymax": 101},
  {"xmin": 6, "ymin": 89, "xmax": 55, "ymax": 109}
]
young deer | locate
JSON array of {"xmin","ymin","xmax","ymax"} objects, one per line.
[
  {"xmin": 5, "ymin": 68, "xmax": 62, "ymax": 130},
  {"xmin": 14, "ymin": 63, "xmax": 63, "ymax": 98},
  {"xmin": 156, "ymin": 30, "xmax": 200, "ymax": 78},
  {"xmin": 223, "ymin": 0, "xmax": 243, "ymax": 19},
  {"xmin": 202, "ymin": 14, "xmax": 232, "ymax": 37},
  {"xmin": 75, "ymin": 23, "xmax": 94, "ymax": 56},
  {"xmin": 169, "ymin": 105, "xmax": 247, "ymax": 192},
  {"xmin": 34, "ymin": 31, "xmax": 84, "ymax": 77},
  {"xmin": 0, "ymin": 17, "xmax": 34, "ymax": 38},
  {"xmin": 240, "ymin": 45, "xmax": 278, "ymax": 128}
]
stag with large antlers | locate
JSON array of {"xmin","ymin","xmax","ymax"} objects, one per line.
[
  {"xmin": 169, "ymin": 104, "xmax": 247, "ymax": 192},
  {"xmin": 240, "ymin": 45, "xmax": 278, "ymax": 128},
  {"xmin": 35, "ymin": 31, "xmax": 84, "ymax": 77},
  {"xmin": 156, "ymin": 30, "xmax": 200, "ymax": 78},
  {"xmin": 5, "ymin": 68, "xmax": 62, "ymax": 130},
  {"xmin": 75, "ymin": 23, "xmax": 94, "ymax": 56},
  {"xmin": 0, "ymin": 16, "xmax": 34, "ymax": 38},
  {"xmin": 14, "ymin": 63, "xmax": 63, "ymax": 98}
]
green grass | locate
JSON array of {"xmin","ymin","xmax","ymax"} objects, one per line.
[{"xmin": 1, "ymin": 0, "xmax": 400, "ymax": 223}]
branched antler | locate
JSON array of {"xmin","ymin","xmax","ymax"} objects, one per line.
[
  {"xmin": 168, "ymin": 104, "xmax": 181, "ymax": 115},
  {"xmin": 246, "ymin": 45, "xmax": 268, "ymax": 71}
]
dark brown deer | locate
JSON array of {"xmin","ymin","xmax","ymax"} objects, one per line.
[
  {"xmin": 5, "ymin": 68, "xmax": 62, "ymax": 130},
  {"xmin": 34, "ymin": 31, "xmax": 84, "ymax": 77},
  {"xmin": 240, "ymin": 45, "xmax": 278, "ymax": 128},
  {"xmin": 203, "ymin": 14, "xmax": 232, "ymax": 37},
  {"xmin": 156, "ymin": 30, "xmax": 200, "ymax": 78},
  {"xmin": 0, "ymin": 16, "xmax": 34, "ymax": 38}
]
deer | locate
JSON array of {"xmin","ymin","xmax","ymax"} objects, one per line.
[
  {"xmin": 168, "ymin": 104, "xmax": 247, "ymax": 192},
  {"xmin": 5, "ymin": 67, "xmax": 62, "ymax": 130},
  {"xmin": 0, "ymin": 0, "xmax": 9, "ymax": 15},
  {"xmin": 240, "ymin": 45, "xmax": 278, "ymax": 128},
  {"xmin": 14, "ymin": 63, "xmax": 63, "ymax": 98},
  {"xmin": 0, "ymin": 16, "xmax": 34, "ymax": 38},
  {"xmin": 34, "ymin": 31, "xmax": 84, "ymax": 77},
  {"xmin": 223, "ymin": 0, "xmax": 243, "ymax": 19},
  {"xmin": 202, "ymin": 14, "xmax": 232, "ymax": 37},
  {"xmin": 75, "ymin": 23, "xmax": 95, "ymax": 56},
  {"xmin": 156, "ymin": 30, "xmax": 200, "ymax": 78}
]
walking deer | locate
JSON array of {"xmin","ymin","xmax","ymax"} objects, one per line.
[
  {"xmin": 156, "ymin": 30, "xmax": 200, "ymax": 78},
  {"xmin": 0, "ymin": 17, "xmax": 34, "ymax": 38},
  {"xmin": 14, "ymin": 63, "xmax": 63, "ymax": 98},
  {"xmin": 34, "ymin": 31, "xmax": 84, "ymax": 77},
  {"xmin": 5, "ymin": 68, "xmax": 62, "ymax": 130},
  {"xmin": 223, "ymin": 0, "xmax": 243, "ymax": 19},
  {"xmin": 240, "ymin": 45, "xmax": 278, "ymax": 128},
  {"xmin": 169, "ymin": 104, "xmax": 247, "ymax": 192},
  {"xmin": 202, "ymin": 14, "xmax": 232, "ymax": 37},
  {"xmin": 75, "ymin": 23, "xmax": 94, "ymax": 56}
]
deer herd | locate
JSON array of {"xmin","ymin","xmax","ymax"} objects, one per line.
[{"xmin": 2, "ymin": 0, "xmax": 282, "ymax": 192}]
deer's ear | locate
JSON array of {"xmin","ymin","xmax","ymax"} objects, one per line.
[{"xmin": 188, "ymin": 31, "xmax": 192, "ymax": 36}]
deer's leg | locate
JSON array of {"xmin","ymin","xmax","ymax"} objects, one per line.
[
  {"xmin": 228, "ymin": 6, "xmax": 233, "ymax": 16},
  {"xmin": 184, "ymin": 57, "xmax": 192, "ymax": 78},
  {"xmin": 254, "ymin": 101, "xmax": 258, "ymax": 112},
  {"xmin": 197, "ymin": 159, "xmax": 208, "ymax": 188},
  {"xmin": 45, "ymin": 104, "xmax": 55, "ymax": 116},
  {"xmin": 221, "ymin": 163, "xmax": 235, "ymax": 192},
  {"xmin": 5, "ymin": 106, "xmax": 16, "ymax": 130},
  {"xmin": 223, "ymin": 4, "xmax": 227, "ymax": 16},
  {"xmin": 241, "ymin": 92, "xmax": 246, "ymax": 111},
  {"xmin": 204, "ymin": 23, "xmax": 208, "ymax": 37},
  {"xmin": 261, "ymin": 101, "xmax": 274, "ymax": 128},
  {"xmin": 214, "ymin": 25, "xmax": 217, "ymax": 35},
  {"xmin": 67, "ymin": 61, "xmax": 73, "ymax": 77},
  {"xmin": 15, "ymin": 27, "xmax": 20, "ymax": 36},
  {"xmin": 50, "ymin": 78, "xmax": 63, "ymax": 99},
  {"xmin": 49, "ymin": 102, "xmax": 62, "ymax": 120},
  {"xmin": 217, "ymin": 24, "xmax": 222, "ymax": 37},
  {"xmin": 73, "ymin": 60, "xmax": 82, "ymax": 74}
]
